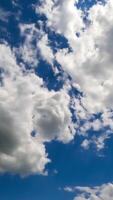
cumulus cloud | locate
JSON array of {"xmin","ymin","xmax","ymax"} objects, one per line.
[
  {"xmin": 1, "ymin": 0, "xmax": 113, "ymax": 176},
  {"xmin": 64, "ymin": 183, "xmax": 113, "ymax": 200},
  {"xmin": 55, "ymin": 0, "xmax": 113, "ymax": 113},
  {"xmin": 38, "ymin": 34, "xmax": 54, "ymax": 64},
  {"xmin": 37, "ymin": 0, "xmax": 113, "ymax": 148},
  {"xmin": 36, "ymin": 0, "xmax": 83, "ymax": 39},
  {"xmin": 18, "ymin": 23, "xmax": 40, "ymax": 67},
  {"xmin": 73, "ymin": 183, "xmax": 113, "ymax": 200},
  {"xmin": 0, "ymin": 43, "xmax": 75, "ymax": 175},
  {"xmin": 34, "ymin": 90, "xmax": 75, "ymax": 143},
  {"xmin": 38, "ymin": 0, "xmax": 113, "ymax": 112},
  {"xmin": 0, "ymin": 44, "xmax": 49, "ymax": 176}
]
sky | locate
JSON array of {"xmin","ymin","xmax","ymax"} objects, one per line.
[{"xmin": 0, "ymin": 0, "xmax": 113, "ymax": 199}]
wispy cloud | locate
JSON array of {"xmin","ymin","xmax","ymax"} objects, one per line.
[{"xmin": 0, "ymin": 8, "xmax": 12, "ymax": 22}]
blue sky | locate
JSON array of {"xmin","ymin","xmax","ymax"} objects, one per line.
[
  {"xmin": 1, "ymin": 138, "xmax": 113, "ymax": 200},
  {"xmin": 0, "ymin": 0, "xmax": 113, "ymax": 200}
]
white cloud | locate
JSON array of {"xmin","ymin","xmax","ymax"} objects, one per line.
[
  {"xmin": 38, "ymin": 0, "xmax": 113, "ymax": 148},
  {"xmin": 1, "ymin": 0, "xmax": 113, "ymax": 177},
  {"xmin": 18, "ymin": 23, "xmax": 54, "ymax": 67},
  {"xmin": 55, "ymin": 0, "xmax": 113, "ymax": 113},
  {"xmin": 73, "ymin": 183, "xmax": 113, "ymax": 200},
  {"xmin": 34, "ymin": 89, "xmax": 75, "ymax": 143},
  {"xmin": 81, "ymin": 132, "xmax": 110, "ymax": 151},
  {"xmin": 38, "ymin": 34, "xmax": 54, "ymax": 64},
  {"xmin": 0, "ymin": 43, "xmax": 75, "ymax": 175},
  {"xmin": 36, "ymin": 0, "xmax": 83, "ymax": 39},
  {"xmin": 38, "ymin": 0, "xmax": 113, "ymax": 114},
  {"xmin": 1, "ymin": 0, "xmax": 113, "ymax": 176},
  {"xmin": 0, "ymin": 44, "xmax": 49, "ymax": 176},
  {"xmin": 64, "ymin": 186, "xmax": 75, "ymax": 193},
  {"xmin": 64, "ymin": 183, "xmax": 113, "ymax": 200},
  {"xmin": 18, "ymin": 23, "xmax": 40, "ymax": 67}
]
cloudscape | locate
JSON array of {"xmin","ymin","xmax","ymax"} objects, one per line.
[{"xmin": 0, "ymin": 0, "xmax": 113, "ymax": 200}]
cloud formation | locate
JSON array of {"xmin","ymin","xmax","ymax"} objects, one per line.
[
  {"xmin": 64, "ymin": 183, "xmax": 113, "ymax": 200},
  {"xmin": 73, "ymin": 183, "xmax": 113, "ymax": 200},
  {"xmin": 0, "ymin": 43, "xmax": 75, "ymax": 175},
  {"xmin": 38, "ymin": 0, "xmax": 113, "ymax": 111},
  {"xmin": 37, "ymin": 0, "xmax": 113, "ymax": 148},
  {"xmin": 55, "ymin": 0, "xmax": 113, "ymax": 113},
  {"xmin": 1, "ymin": 0, "xmax": 113, "ymax": 176}
]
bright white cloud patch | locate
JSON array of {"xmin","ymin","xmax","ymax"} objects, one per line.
[
  {"xmin": 38, "ymin": 0, "xmax": 113, "ymax": 112},
  {"xmin": 0, "ymin": 43, "xmax": 75, "ymax": 175},
  {"xmin": 18, "ymin": 23, "xmax": 54, "ymax": 67},
  {"xmin": 72, "ymin": 183, "xmax": 113, "ymax": 200},
  {"xmin": 36, "ymin": 0, "xmax": 83, "ymax": 39},
  {"xmin": 55, "ymin": 0, "xmax": 113, "ymax": 113},
  {"xmin": 37, "ymin": 0, "xmax": 113, "ymax": 149},
  {"xmin": 18, "ymin": 23, "xmax": 40, "ymax": 67},
  {"xmin": 34, "ymin": 90, "xmax": 75, "ymax": 143}
]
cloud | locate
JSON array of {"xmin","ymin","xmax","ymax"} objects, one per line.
[
  {"xmin": 34, "ymin": 90, "xmax": 75, "ymax": 143},
  {"xmin": 0, "ymin": 44, "xmax": 49, "ymax": 176},
  {"xmin": 36, "ymin": 0, "xmax": 83, "ymax": 39},
  {"xmin": 38, "ymin": 34, "xmax": 54, "ymax": 64},
  {"xmin": 17, "ymin": 23, "xmax": 54, "ymax": 67},
  {"xmin": 1, "ymin": 0, "xmax": 113, "ymax": 176},
  {"xmin": 73, "ymin": 183, "xmax": 113, "ymax": 200},
  {"xmin": 0, "ymin": 8, "xmax": 12, "ymax": 22},
  {"xmin": 36, "ymin": 0, "xmax": 113, "ymax": 149},
  {"xmin": 0, "ymin": 43, "xmax": 75, "ymax": 175},
  {"xmin": 38, "ymin": 0, "xmax": 113, "ymax": 113},
  {"xmin": 55, "ymin": 0, "xmax": 113, "ymax": 113},
  {"xmin": 64, "ymin": 183, "xmax": 113, "ymax": 200},
  {"xmin": 64, "ymin": 186, "xmax": 74, "ymax": 193}
]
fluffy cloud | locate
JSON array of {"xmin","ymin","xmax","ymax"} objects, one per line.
[
  {"xmin": 36, "ymin": 0, "xmax": 83, "ymax": 39},
  {"xmin": 18, "ymin": 23, "xmax": 54, "ymax": 67},
  {"xmin": 73, "ymin": 183, "xmax": 113, "ymax": 200},
  {"xmin": 36, "ymin": 0, "xmax": 113, "ymax": 148},
  {"xmin": 34, "ymin": 90, "xmax": 75, "ymax": 143},
  {"xmin": 38, "ymin": 34, "xmax": 54, "ymax": 64},
  {"xmin": 38, "ymin": 0, "xmax": 113, "ymax": 113},
  {"xmin": 64, "ymin": 183, "xmax": 113, "ymax": 200},
  {"xmin": 0, "ymin": 43, "xmax": 75, "ymax": 175},
  {"xmin": 56, "ymin": 0, "xmax": 113, "ymax": 114},
  {"xmin": 1, "ymin": 0, "xmax": 113, "ymax": 176},
  {"xmin": 0, "ymin": 43, "xmax": 49, "ymax": 176}
]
